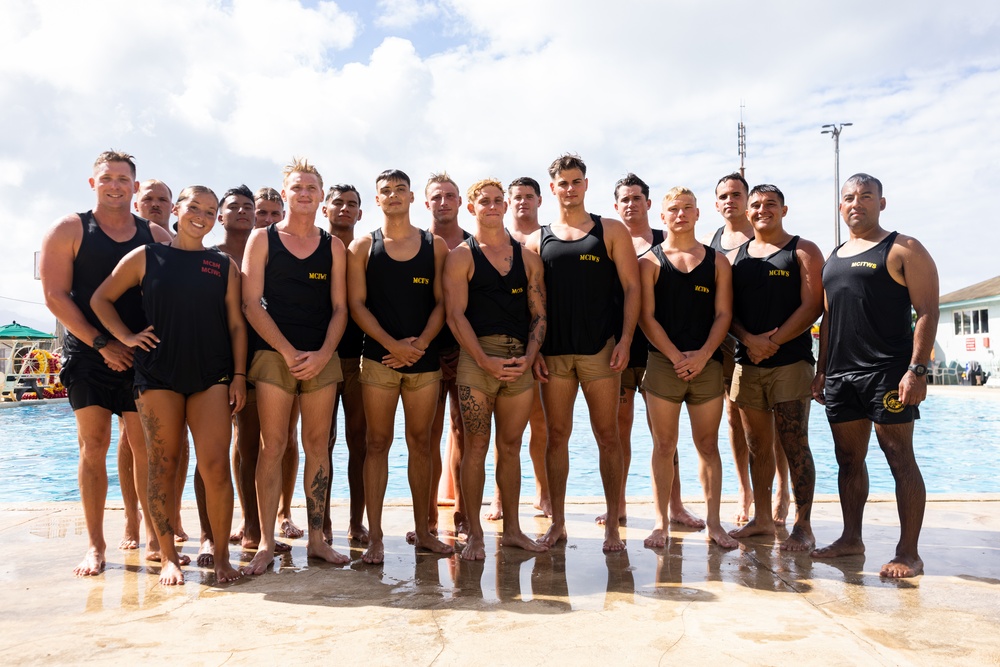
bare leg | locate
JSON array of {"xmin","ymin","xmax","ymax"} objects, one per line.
[
  {"xmin": 644, "ymin": 393, "xmax": 681, "ymax": 549},
  {"xmin": 361, "ymin": 383, "xmax": 402, "ymax": 564},
  {"xmin": 327, "ymin": 361, "xmax": 368, "ymax": 543},
  {"xmin": 235, "ymin": 393, "xmax": 263, "ymax": 549},
  {"xmin": 244, "ymin": 383, "xmax": 294, "ymax": 575},
  {"xmin": 493, "ymin": 389, "xmax": 546, "ymax": 554},
  {"xmin": 186, "ymin": 385, "xmax": 241, "ymax": 583},
  {"xmin": 874, "ymin": 421, "xmax": 925, "ymax": 578},
  {"xmin": 73, "ymin": 406, "xmax": 114, "ymax": 575},
  {"xmin": 773, "ymin": 399, "xmax": 815, "ymax": 552},
  {"xmin": 300, "ymin": 385, "xmax": 349, "ymax": 565},
  {"xmin": 580, "ymin": 375, "xmax": 625, "ymax": 552},
  {"xmin": 457, "ymin": 385, "xmax": 495, "ymax": 561},
  {"xmin": 173, "ymin": 433, "xmax": 190, "ymax": 541},
  {"xmin": 538, "ymin": 375, "xmax": 578, "ymax": 547},
  {"xmin": 598, "ymin": 383, "xmax": 634, "ymax": 525},
  {"xmin": 729, "ymin": 404, "xmax": 777, "ymax": 541},
  {"xmin": 117, "ymin": 421, "xmax": 140, "ymax": 550},
  {"xmin": 724, "ymin": 390, "xmax": 753, "ymax": 523},
  {"xmin": 773, "ymin": 431, "xmax": 791, "ymax": 526},
  {"xmin": 489, "ymin": 384, "xmax": 548, "ymax": 520},
  {"xmin": 122, "ymin": 411, "xmax": 161, "ymax": 562},
  {"xmin": 813, "ymin": 419, "xmax": 871, "ymax": 559},
  {"xmin": 402, "ymin": 381, "xmax": 454, "ymax": 555},
  {"xmin": 194, "ymin": 469, "xmax": 213, "ymax": 566},
  {"xmin": 446, "ymin": 384, "xmax": 467, "ymax": 535},
  {"xmin": 229, "ymin": 412, "xmax": 244, "ymax": 543},
  {"xmin": 279, "ymin": 398, "xmax": 303, "ymax": 539},
  {"xmin": 687, "ymin": 397, "xmax": 737, "ymax": 548}
]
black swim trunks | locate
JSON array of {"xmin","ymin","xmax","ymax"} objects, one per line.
[{"xmin": 823, "ymin": 364, "xmax": 919, "ymax": 425}]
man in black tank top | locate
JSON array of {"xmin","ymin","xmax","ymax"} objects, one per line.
[
  {"xmin": 424, "ymin": 173, "xmax": 471, "ymax": 539},
  {"xmin": 524, "ymin": 154, "xmax": 639, "ymax": 553},
  {"xmin": 702, "ymin": 172, "xmax": 792, "ymax": 525},
  {"xmin": 811, "ymin": 174, "xmax": 939, "ymax": 579},
  {"xmin": 346, "ymin": 169, "xmax": 454, "ymax": 564},
  {"xmin": 612, "ymin": 174, "xmax": 701, "ymax": 530},
  {"xmin": 40, "ymin": 151, "xmax": 171, "ymax": 576},
  {"xmin": 443, "ymin": 178, "xmax": 548, "ymax": 561},
  {"xmin": 242, "ymin": 159, "xmax": 351, "ymax": 575},
  {"xmin": 323, "ymin": 184, "xmax": 369, "ymax": 544},
  {"xmin": 728, "ymin": 185, "xmax": 825, "ymax": 552}
]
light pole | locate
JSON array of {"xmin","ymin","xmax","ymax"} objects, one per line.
[{"xmin": 821, "ymin": 122, "xmax": 852, "ymax": 246}]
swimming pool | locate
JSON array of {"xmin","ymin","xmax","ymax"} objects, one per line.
[{"xmin": 1, "ymin": 391, "xmax": 997, "ymax": 503}]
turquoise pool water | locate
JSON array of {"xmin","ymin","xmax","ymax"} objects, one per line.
[{"xmin": 1, "ymin": 393, "xmax": 997, "ymax": 503}]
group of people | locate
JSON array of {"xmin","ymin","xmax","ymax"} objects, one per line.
[{"xmin": 40, "ymin": 149, "xmax": 938, "ymax": 586}]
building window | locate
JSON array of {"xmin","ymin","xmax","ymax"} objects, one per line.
[{"xmin": 954, "ymin": 308, "xmax": 989, "ymax": 334}]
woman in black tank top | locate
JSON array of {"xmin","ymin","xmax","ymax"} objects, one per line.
[{"xmin": 91, "ymin": 186, "xmax": 247, "ymax": 586}]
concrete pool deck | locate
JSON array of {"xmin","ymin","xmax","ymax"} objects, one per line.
[{"xmin": 1, "ymin": 496, "xmax": 998, "ymax": 665}]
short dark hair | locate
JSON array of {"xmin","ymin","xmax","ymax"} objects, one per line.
[
  {"xmin": 376, "ymin": 169, "xmax": 410, "ymax": 188},
  {"xmin": 220, "ymin": 184, "xmax": 254, "ymax": 208},
  {"xmin": 843, "ymin": 173, "xmax": 883, "ymax": 198},
  {"xmin": 749, "ymin": 183, "xmax": 785, "ymax": 206},
  {"xmin": 548, "ymin": 153, "xmax": 586, "ymax": 179},
  {"xmin": 326, "ymin": 184, "xmax": 360, "ymax": 203},
  {"xmin": 94, "ymin": 150, "xmax": 136, "ymax": 179},
  {"xmin": 716, "ymin": 172, "xmax": 749, "ymax": 197},
  {"xmin": 508, "ymin": 176, "xmax": 541, "ymax": 197},
  {"xmin": 614, "ymin": 173, "xmax": 650, "ymax": 201}
]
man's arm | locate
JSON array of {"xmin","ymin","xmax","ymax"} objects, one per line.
[
  {"xmin": 40, "ymin": 214, "xmax": 133, "ymax": 371},
  {"xmin": 150, "ymin": 224, "xmax": 172, "ymax": 244},
  {"xmin": 893, "ymin": 235, "xmax": 939, "ymax": 405},
  {"xmin": 604, "ymin": 217, "xmax": 640, "ymax": 372},
  {"xmin": 811, "ymin": 291, "xmax": 831, "ymax": 405},
  {"xmin": 416, "ymin": 235, "xmax": 449, "ymax": 349},
  {"xmin": 224, "ymin": 256, "xmax": 247, "ymax": 413},
  {"xmin": 523, "ymin": 248, "xmax": 547, "ymax": 366},
  {"xmin": 769, "ymin": 239, "xmax": 825, "ymax": 347}
]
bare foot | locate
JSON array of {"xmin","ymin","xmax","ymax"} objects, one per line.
[
  {"xmin": 73, "ymin": 547, "xmax": 106, "ymax": 576},
  {"xmin": 279, "ymin": 517, "xmax": 304, "ymax": 539},
  {"xmin": 454, "ymin": 511, "xmax": 470, "ymax": 537},
  {"xmin": 348, "ymin": 523, "xmax": 370, "ymax": 544},
  {"xmin": 174, "ymin": 526, "xmax": 189, "ymax": 543},
  {"xmin": 307, "ymin": 540, "xmax": 350, "ymax": 565},
  {"xmin": 362, "ymin": 540, "xmax": 385, "ymax": 564},
  {"xmin": 414, "ymin": 533, "xmax": 455, "ymax": 555},
  {"xmin": 118, "ymin": 535, "xmax": 139, "ymax": 550},
  {"xmin": 214, "ymin": 561, "xmax": 243, "ymax": 583},
  {"xmin": 146, "ymin": 551, "xmax": 191, "ymax": 565},
  {"xmin": 500, "ymin": 530, "xmax": 548, "ymax": 553},
  {"xmin": 197, "ymin": 539, "xmax": 215, "ymax": 567},
  {"xmin": 603, "ymin": 525, "xmax": 625, "ymax": 552},
  {"xmin": 728, "ymin": 516, "xmax": 776, "ymax": 540},
  {"xmin": 461, "ymin": 534, "xmax": 486, "ymax": 561},
  {"xmin": 484, "ymin": 497, "xmax": 503, "ymax": 521},
  {"xmin": 812, "ymin": 537, "xmax": 865, "ymax": 559},
  {"xmin": 539, "ymin": 523, "xmax": 567, "ymax": 547},
  {"xmin": 534, "ymin": 495, "xmax": 552, "ymax": 518},
  {"xmin": 669, "ymin": 507, "xmax": 707, "ymax": 529},
  {"xmin": 274, "ymin": 541, "xmax": 292, "ymax": 554},
  {"xmin": 708, "ymin": 525, "xmax": 739, "ymax": 549},
  {"xmin": 733, "ymin": 486, "xmax": 752, "ymax": 523},
  {"xmin": 880, "ymin": 556, "xmax": 923, "ymax": 578},
  {"xmin": 240, "ymin": 536, "xmax": 259, "ymax": 550},
  {"xmin": 158, "ymin": 559, "xmax": 185, "ymax": 586},
  {"xmin": 773, "ymin": 491, "xmax": 790, "ymax": 526},
  {"xmin": 229, "ymin": 524, "xmax": 244, "ymax": 544},
  {"xmin": 643, "ymin": 528, "xmax": 668, "ymax": 549},
  {"xmin": 243, "ymin": 548, "xmax": 275, "ymax": 575},
  {"xmin": 595, "ymin": 513, "xmax": 627, "ymax": 526},
  {"xmin": 780, "ymin": 524, "xmax": 816, "ymax": 552},
  {"xmin": 405, "ymin": 528, "xmax": 438, "ymax": 544}
]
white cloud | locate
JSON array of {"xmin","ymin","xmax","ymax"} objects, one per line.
[{"xmin": 374, "ymin": 0, "xmax": 440, "ymax": 30}]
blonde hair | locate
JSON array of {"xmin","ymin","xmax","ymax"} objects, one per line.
[
  {"xmin": 94, "ymin": 150, "xmax": 136, "ymax": 179},
  {"xmin": 175, "ymin": 185, "xmax": 218, "ymax": 206},
  {"xmin": 466, "ymin": 178, "xmax": 504, "ymax": 203},
  {"xmin": 425, "ymin": 171, "xmax": 459, "ymax": 197},
  {"xmin": 662, "ymin": 186, "xmax": 697, "ymax": 205},
  {"xmin": 282, "ymin": 157, "xmax": 323, "ymax": 190}
]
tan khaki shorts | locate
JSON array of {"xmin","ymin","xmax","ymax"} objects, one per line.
[
  {"xmin": 720, "ymin": 335, "xmax": 737, "ymax": 383},
  {"xmin": 544, "ymin": 337, "xmax": 618, "ymax": 382},
  {"xmin": 730, "ymin": 360, "xmax": 814, "ymax": 411},
  {"xmin": 643, "ymin": 351, "xmax": 724, "ymax": 405},
  {"xmin": 339, "ymin": 357, "xmax": 362, "ymax": 398},
  {"xmin": 457, "ymin": 334, "xmax": 534, "ymax": 398},
  {"xmin": 360, "ymin": 356, "xmax": 441, "ymax": 391},
  {"xmin": 249, "ymin": 349, "xmax": 342, "ymax": 395},
  {"xmin": 620, "ymin": 366, "xmax": 645, "ymax": 393}
]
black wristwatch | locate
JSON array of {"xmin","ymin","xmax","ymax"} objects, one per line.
[
  {"xmin": 93, "ymin": 334, "xmax": 109, "ymax": 351},
  {"xmin": 907, "ymin": 363, "xmax": 927, "ymax": 377}
]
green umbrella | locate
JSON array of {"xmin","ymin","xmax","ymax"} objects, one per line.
[{"xmin": 0, "ymin": 322, "xmax": 56, "ymax": 340}]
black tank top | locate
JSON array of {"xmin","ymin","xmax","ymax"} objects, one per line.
[
  {"xmin": 709, "ymin": 226, "xmax": 752, "ymax": 253},
  {"xmin": 625, "ymin": 229, "xmax": 664, "ymax": 368},
  {"xmin": 135, "ymin": 245, "xmax": 233, "ymax": 393},
  {"xmin": 822, "ymin": 232, "xmax": 912, "ymax": 376},
  {"xmin": 540, "ymin": 214, "xmax": 618, "ymax": 355},
  {"xmin": 260, "ymin": 224, "xmax": 334, "ymax": 352},
  {"xmin": 650, "ymin": 244, "xmax": 722, "ymax": 361},
  {"xmin": 731, "ymin": 236, "xmax": 814, "ymax": 367},
  {"xmin": 363, "ymin": 228, "xmax": 439, "ymax": 373},
  {"xmin": 65, "ymin": 211, "xmax": 155, "ymax": 363},
  {"xmin": 337, "ymin": 316, "xmax": 365, "ymax": 359},
  {"xmin": 464, "ymin": 235, "xmax": 530, "ymax": 342}
]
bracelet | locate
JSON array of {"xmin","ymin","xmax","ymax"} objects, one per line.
[{"xmin": 233, "ymin": 372, "xmax": 247, "ymax": 377}]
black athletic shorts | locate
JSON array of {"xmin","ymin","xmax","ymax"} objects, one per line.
[
  {"xmin": 824, "ymin": 365, "xmax": 919, "ymax": 425},
  {"xmin": 61, "ymin": 354, "xmax": 137, "ymax": 416}
]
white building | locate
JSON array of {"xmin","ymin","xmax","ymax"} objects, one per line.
[{"xmin": 935, "ymin": 275, "xmax": 999, "ymax": 384}]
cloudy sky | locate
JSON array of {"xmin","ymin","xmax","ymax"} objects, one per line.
[{"xmin": 2, "ymin": 0, "xmax": 998, "ymax": 331}]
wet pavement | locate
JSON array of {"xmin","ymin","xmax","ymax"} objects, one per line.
[{"xmin": 1, "ymin": 496, "xmax": 998, "ymax": 665}]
